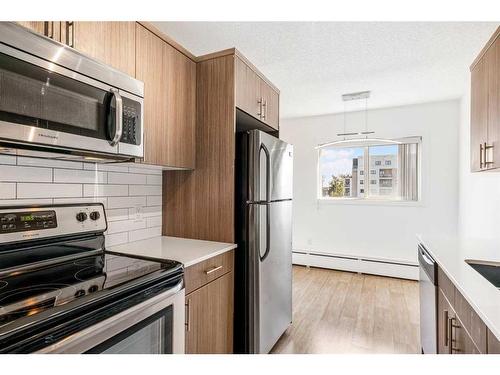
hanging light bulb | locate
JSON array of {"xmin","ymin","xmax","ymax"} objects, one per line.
[{"xmin": 315, "ymin": 91, "xmax": 401, "ymax": 149}]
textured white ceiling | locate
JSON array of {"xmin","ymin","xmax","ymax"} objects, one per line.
[{"xmin": 153, "ymin": 22, "xmax": 498, "ymax": 118}]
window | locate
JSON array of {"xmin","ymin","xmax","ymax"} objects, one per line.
[{"xmin": 317, "ymin": 137, "xmax": 420, "ymax": 201}]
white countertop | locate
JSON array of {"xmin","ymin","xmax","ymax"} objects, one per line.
[
  {"xmin": 107, "ymin": 236, "xmax": 237, "ymax": 268},
  {"xmin": 417, "ymin": 234, "xmax": 500, "ymax": 341}
]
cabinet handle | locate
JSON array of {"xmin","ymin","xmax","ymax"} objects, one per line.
[
  {"xmin": 480, "ymin": 143, "xmax": 484, "ymax": 169},
  {"xmin": 205, "ymin": 265, "xmax": 223, "ymax": 275},
  {"xmin": 66, "ymin": 21, "xmax": 74, "ymax": 47},
  {"xmin": 262, "ymin": 100, "xmax": 267, "ymax": 121},
  {"xmin": 484, "ymin": 142, "xmax": 494, "ymax": 167},
  {"xmin": 44, "ymin": 21, "xmax": 54, "ymax": 39},
  {"xmin": 185, "ymin": 298, "xmax": 191, "ymax": 332},
  {"xmin": 257, "ymin": 98, "xmax": 263, "ymax": 118},
  {"xmin": 450, "ymin": 316, "xmax": 461, "ymax": 354},
  {"xmin": 443, "ymin": 310, "xmax": 449, "ymax": 348}
]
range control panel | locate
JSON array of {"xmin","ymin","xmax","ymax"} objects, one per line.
[{"xmin": 0, "ymin": 210, "xmax": 57, "ymax": 234}]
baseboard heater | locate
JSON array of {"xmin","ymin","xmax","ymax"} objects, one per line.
[{"xmin": 292, "ymin": 250, "xmax": 419, "ymax": 280}]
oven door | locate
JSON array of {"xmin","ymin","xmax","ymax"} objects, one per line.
[
  {"xmin": 0, "ymin": 43, "xmax": 143, "ymax": 159},
  {"xmin": 36, "ymin": 281, "xmax": 185, "ymax": 354}
]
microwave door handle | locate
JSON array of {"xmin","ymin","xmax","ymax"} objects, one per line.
[{"xmin": 109, "ymin": 88, "xmax": 123, "ymax": 146}]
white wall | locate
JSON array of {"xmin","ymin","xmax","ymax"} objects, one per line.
[
  {"xmin": 458, "ymin": 84, "xmax": 500, "ymax": 240},
  {"xmin": 0, "ymin": 156, "xmax": 163, "ymax": 247},
  {"xmin": 280, "ymin": 100, "xmax": 459, "ymax": 271}
]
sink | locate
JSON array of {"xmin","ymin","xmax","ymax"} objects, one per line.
[{"xmin": 466, "ymin": 259, "xmax": 500, "ymax": 288}]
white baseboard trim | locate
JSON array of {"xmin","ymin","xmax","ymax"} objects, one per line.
[{"xmin": 292, "ymin": 251, "xmax": 419, "ymax": 280}]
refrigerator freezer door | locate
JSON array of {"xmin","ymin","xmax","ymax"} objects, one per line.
[
  {"xmin": 248, "ymin": 130, "xmax": 293, "ymax": 202},
  {"xmin": 248, "ymin": 200, "xmax": 292, "ymax": 353}
]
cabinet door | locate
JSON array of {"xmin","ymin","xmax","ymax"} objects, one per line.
[
  {"xmin": 470, "ymin": 57, "xmax": 489, "ymax": 172},
  {"xmin": 260, "ymin": 81, "xmax": 279, "ymax": 130},
  {"xmin": 136, "ymin": 24, "xmax": 196, "ymax": 168},
  {"xmin": 16, "ymin": 21, "xmax": 61, "ymax": 41},
  {"xmin": 453, "ymin": 316, "xmax": 481, "ymax": 354},
  {"xmin": 488, "ymin": 329, "xmax": 500, "ymax": 353},
  {"xmin": 487, "ymin": 37, "xmax": 500, "ymax": 170},
  {"xmin": 437, "ymin": 289, "xmax": 453, "ymax": 354},
  {"xmin": 185, "ymin": 271, "xmax": 234, "ymax": 354},
  {"xmin": 235, "ymin": 56, "xmax": 262, "ymax": 120},
  {"xmin": 61, "ymin": 22, "xmax": 136, "ymax": 77}
]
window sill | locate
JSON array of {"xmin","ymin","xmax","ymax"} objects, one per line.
[{"xmin": 317, "ymin": 198, "xmax": 424, "ymax": 207}]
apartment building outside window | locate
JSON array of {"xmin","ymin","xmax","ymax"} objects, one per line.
[{"xmin": 317, "ymin": 137, "xmax": 421, "ymax": 201}]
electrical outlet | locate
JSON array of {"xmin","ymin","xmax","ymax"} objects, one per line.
[{"xmin": 132, "ymin": 206, "xmax": 143, "ymax": 220}]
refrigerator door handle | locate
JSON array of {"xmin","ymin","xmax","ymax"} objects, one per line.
[
  {"xmin": 259, "ymin": 143, "xmax": 271, "ymax": 202},
  {"xmin": 259, "ymin": 203, "xmax": 271, "ymax": 262}
]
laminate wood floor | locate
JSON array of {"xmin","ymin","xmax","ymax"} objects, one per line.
[{"xmin": 271, "ymin": 265, "xmax": 420, "ymax": 354}]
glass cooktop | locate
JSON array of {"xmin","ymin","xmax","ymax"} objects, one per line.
[{"xmin": 0, "ymin": 251, "xmax": 180, "ymax": 330}]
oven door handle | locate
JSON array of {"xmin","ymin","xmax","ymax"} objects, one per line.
[
  {"xmin": 108, "ymin": 88, "xmax": 123, "ymax": 146},
  {"xmin": 36, "ymin": 280, "xmax": 185, "ymax": 354}
]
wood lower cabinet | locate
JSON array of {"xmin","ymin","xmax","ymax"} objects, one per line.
[
  {"xmin": 136, "ymin": 24, "xmax": 196, "ymax": 169},
  {"xmin": 470, "ymin": 26, "xmax": 500, "ymax": 172},
  {"xmin": 184, "ymin": 250, "xmax": 234, "ymax": 354},
  {"xmin": 488, "ymin": 329, "xmax": 500, "ymax": 353}
]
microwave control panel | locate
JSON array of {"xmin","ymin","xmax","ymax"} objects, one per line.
[{"xmin": 120, "ymin": 98, "xmax": 141, "ymax": 146}]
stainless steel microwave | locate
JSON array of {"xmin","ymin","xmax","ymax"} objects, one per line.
[{"xmin": 0, "ymin": 22, "xmax": 144, "ymax": 161}]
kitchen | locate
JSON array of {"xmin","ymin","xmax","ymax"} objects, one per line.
[{"xmin": 1, "ymin": 1, "xmax": 500, "ymax": 373}]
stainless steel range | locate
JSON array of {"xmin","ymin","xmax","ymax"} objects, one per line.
[{"xmin": 0, "ymin": 203, "xmax": 184, "ymax": 354}]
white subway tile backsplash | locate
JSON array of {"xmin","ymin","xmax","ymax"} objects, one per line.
[
  {"xmin": 129, "ymin": 205, "xmax": 161, "ymax": 218},
  {"xmin": 0, "ymin": 198, "xmax": 53, "ymax": 206},
  {"xmin": 107, "ymin": 218, "xmax": 146, "ymax": 234},
  {"xmin": 127, "ymin": 164, "xmax": 163, "ymax": 175},
  {"xmin": 146, "ymin": 215, "xmax": 162, "ymax": 228},
  {"xmin": 18, "ymin": 157, "xmax": 83, "ymax": 170},
  {"xmin": 105, "ymin": 232, "xmax": 129, "ymax": 247},
  {"xmin": 54, "ymin": 168, "xmax": 107, "ymax": 184},
  {"xmin": 147, "ymin": 196, "xmax": 162, "ymax": 207},
  {"xmin": 54, "ymin": 197, "xmax": 107, "ymax": 207},
  {"xmin": 3, "ymin": 156, "xmax": 162, "ymax": 246},
  {"xmin": 108, "ymin": 196, "xmax": 147, "ymax": 209},
  {"xmin": 129, "ymin": 226, "xmax": 162, "ymax": 242},
  {"xmin": 129, "ymin": 185, "xmax": 162, "ymax": 196},
  {"xmin": 146, "ymin": 174, "xmax": 162, "ymax": 185},
  {"xmin": 106, "ymin": 208, "xmax": 130, "ymax": 222},
  {"xmin": 84, "ymin": 184, "xmax": 128, "ymax": 197},
  {"xmin": 0, "ymin": 183, "xmax": 16, "ymax": 199},
  {"xmin": 108, "ymin": 172, "xmax": 147, "ymax": 185},
  {"xmin": 18, "ymin": 183, "xmax": 82, "ymax": 198},
  {"xmin": 0, "ymin": 165, "xmax": 52, "ymax": 182},
  {"xmin": 0, "ymin": 155, "xmax": 16, "ymax": 165}
]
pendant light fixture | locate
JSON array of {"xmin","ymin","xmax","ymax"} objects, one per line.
[{"xmin": 316, "ymin": 91, "xmax": 401, "ymax": 149}]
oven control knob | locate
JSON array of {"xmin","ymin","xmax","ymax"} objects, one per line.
[
  {"xmin": 89, "ymin": 211, "xmax": 100, "ymax": 221},
  {"xmin": 74, "ymin": 289, "xmax": 86, "ymax": 298},
  {"xmin": 76, "ymin": 212, "xmax": 88, "ymax": 222}
]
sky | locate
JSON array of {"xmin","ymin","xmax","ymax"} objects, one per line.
[{"xmin": 320, "ymin": 145, "xmax": 398, "ymax": 187}]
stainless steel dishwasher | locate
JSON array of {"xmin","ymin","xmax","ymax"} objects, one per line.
[{"xmin": 418, "ymin": 243, "xmax": 438, "ymax": 354}]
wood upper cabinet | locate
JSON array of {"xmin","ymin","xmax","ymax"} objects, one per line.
[
  {"xmin": 60, "ymin": 22, "xmax": 136, "ymax": 77},
  {"xmin": 184, "ymin": 251, "xmax": 234, "ymax": 354},
  {"xmin": 135, "ymin": 24, "xmax": 196, "ymax": 168},
  {"xmin": 471, "ymin": 27, "xmax": 500, "ymax": 172},
  {"xmin": 235, "ymin": 56, "xmax": 262, "ymax": 119},
  {"xmin": 16, "ymin": 21, "xmax": 61, "ymax": 41},
  {"xmin": 234, "ymin": 55, "xmax": 279, "ymax": 130}
]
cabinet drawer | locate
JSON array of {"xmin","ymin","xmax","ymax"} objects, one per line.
[
  {"xmin": 438, "ymin": 266, "xmax": 455, "ymax": 306},
  {"xmin": 184, "ymin": 250, "xmax": 234, "ymax": 294}
]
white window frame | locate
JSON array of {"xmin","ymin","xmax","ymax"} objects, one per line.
[{"xmin": 317, "ymin": 136, "xmax": 422, "ymax": 205}]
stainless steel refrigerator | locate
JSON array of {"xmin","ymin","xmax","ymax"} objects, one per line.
[{"xmin": 234, "ymin": 129, "xmax": 293, "ymax": 354}]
